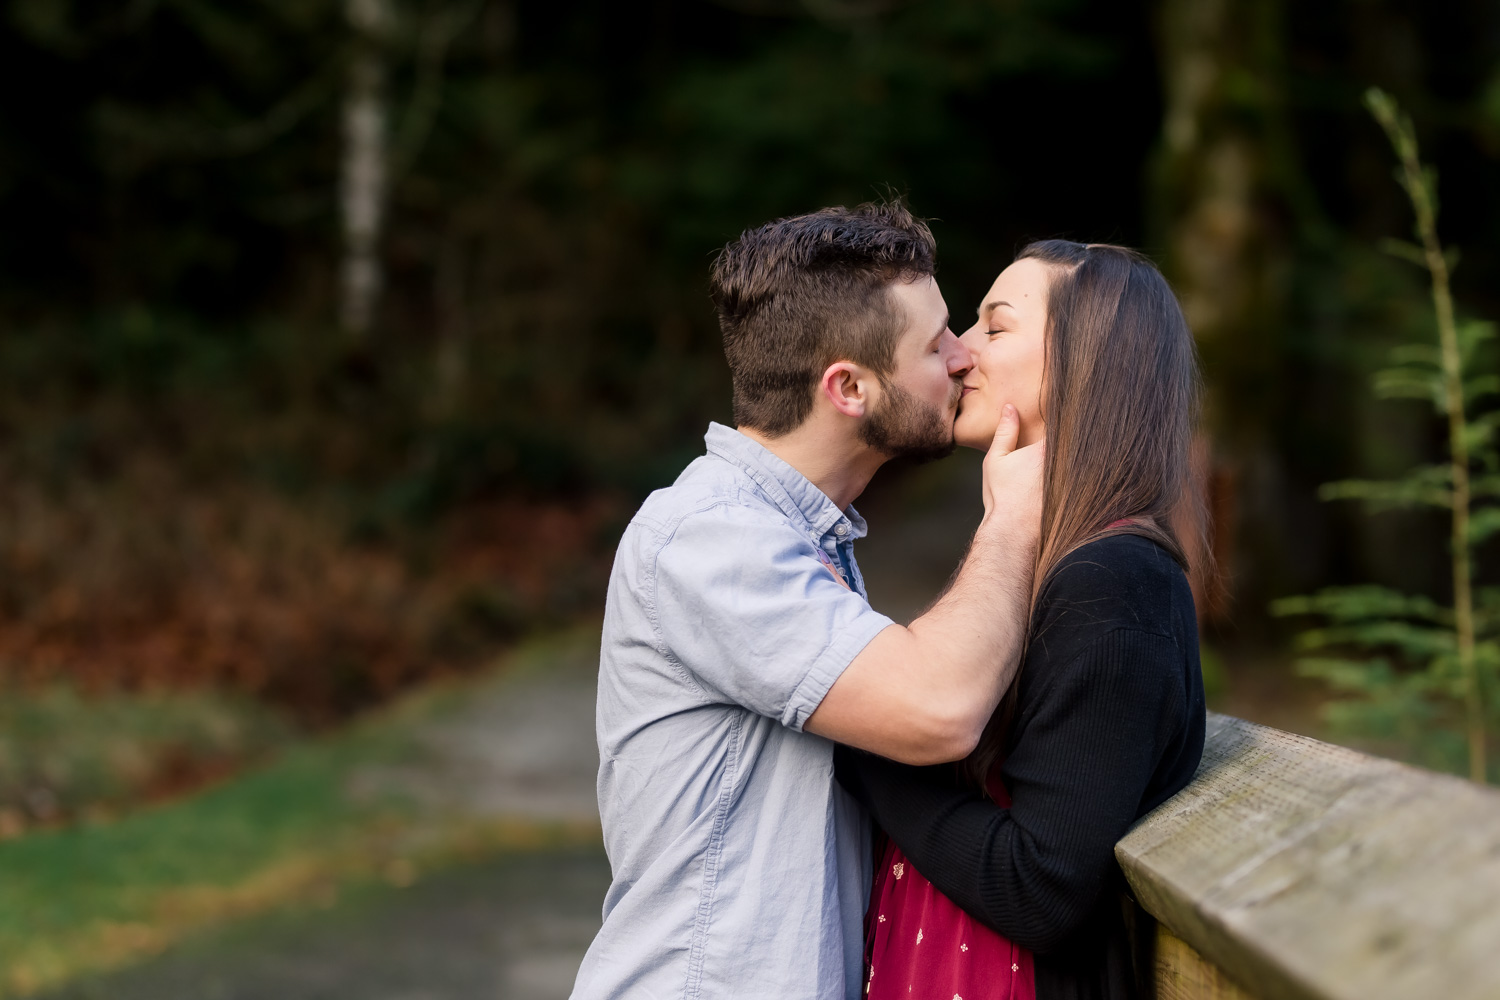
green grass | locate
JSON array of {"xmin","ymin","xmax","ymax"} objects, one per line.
[
  {"xmin": 0, "ymin": 633, "xmax": 600, "ymax": 997},
  {"xmin": 0, "ymin": 684, "xmax": 292, "ymax": 829}
]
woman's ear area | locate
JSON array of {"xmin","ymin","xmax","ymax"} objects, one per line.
[{"xmin": 819, "ymin": 361, "xmax": 874, "ymax": 418}]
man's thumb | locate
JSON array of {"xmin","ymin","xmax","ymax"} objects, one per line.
[{"xmin": 989, "ymin": 404, "xmax": 1020, "ymax": 456}]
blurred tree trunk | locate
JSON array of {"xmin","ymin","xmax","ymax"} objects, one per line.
[
  {"xmin": 341, "ymin": 0, "xmax": 392, "ymax": 339},
  {"xmin": 430, "ymin": 235, "xmax": 471, "ymax": 420},
  {"xmin": 1152, "ymin": 0, "xmax": 1293, "ymax": 627},
  {"xmin": 424, "ymin": 0, "xmax": 508, "ymax": 421}
]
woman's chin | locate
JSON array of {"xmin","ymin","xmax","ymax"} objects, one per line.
[{"xmin": 952, "ymin": 414, "xmax": 996, "ymax": 451}]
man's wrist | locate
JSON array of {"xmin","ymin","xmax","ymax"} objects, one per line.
[{"xmin": 975, "ymin": 511, "xmax": 1039, "ymax": 562}]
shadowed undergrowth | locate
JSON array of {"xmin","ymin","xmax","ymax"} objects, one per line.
[
  {"xmin": 0, "ymin": 631, "xmax": 601, "ymax": 998},
  {"xmin": 0, "ymin": 684, "xmax": 292, "ymax": 834}
]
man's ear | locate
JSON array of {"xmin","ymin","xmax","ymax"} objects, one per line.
[{"xmin": 819, "ymin": 362, "xmax": 874, "ymax": 419}]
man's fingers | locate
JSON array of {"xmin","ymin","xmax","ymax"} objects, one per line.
[{"xmin": 989, "ymin": 404, "xmax": 1020, "ymax": 457}]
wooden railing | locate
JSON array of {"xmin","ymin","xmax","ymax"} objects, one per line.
[{"xmin": 1116, "ymin": 713, "xmax": 1500, "ymax": 1000}]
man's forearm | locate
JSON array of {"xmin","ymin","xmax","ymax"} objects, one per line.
[
  {"xmin": 902, "ymin": 513, "xmax": 1034, "ymax": 743},
  {"xmin": 804, "ymin": 515, "xmax": 1033, "ymax": 765},
  {"xmin": 804, "ymin": 421, "xmax": 1042, "ymax": 764}
]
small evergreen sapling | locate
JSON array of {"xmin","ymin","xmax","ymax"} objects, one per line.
[{"xmin": 1272, "ymin": 89, "xmax": 1497, "ymax": 783}]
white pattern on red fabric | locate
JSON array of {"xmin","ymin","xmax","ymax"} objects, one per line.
[
  {"xmin": 865, "ymin": 831, "xmax": 1034, "ymax": 999},
  {"xmin": 892, "ymin": 862, "xmax": 904, "ymax": 880}
]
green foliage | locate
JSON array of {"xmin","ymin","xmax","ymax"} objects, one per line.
[
  {"xmin": 0, "ymin": 0, "xmax": 1159, "ymax": 505},
  {"xmin": 1316, "ymin": 463, "xmax": 1453, "ymax": 511},
  {"xmin": 0, "ymin": 685, "xmax": 292, "ymax": 830},
  {"xmin": 1273, "ymin": 91, "xmax": 1498, "ymax": 782},
  {"xmin": 1197, "ymin": 643, "xmax": 1228, "ymax": 704},
  {"xmin": 0, "ymin": 3, "xmax": 1165, "ymax": 722}
]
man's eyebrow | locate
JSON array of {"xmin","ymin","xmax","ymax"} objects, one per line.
[
  {"xmin": 931, "ymin": 313, "xmax": 950, "ymax": 341},
  {"xmin": 977, "ymin": 299, "xmax": 1014, "ymax": 318}
]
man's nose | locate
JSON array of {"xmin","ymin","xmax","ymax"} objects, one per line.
[{"xmin": 944, "ymin": 330, "xmax": 973, "ymax": 376}]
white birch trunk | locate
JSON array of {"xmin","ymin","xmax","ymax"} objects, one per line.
[{"xmin": 340, "ymin": 0, "xmax": 392, "ymax": 339}]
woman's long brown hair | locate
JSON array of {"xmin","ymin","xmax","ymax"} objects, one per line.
[{"xmin": 963, "ymin": 240, "xmax": 1207, "ymax": 790}]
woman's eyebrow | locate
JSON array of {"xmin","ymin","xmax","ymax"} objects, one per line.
[{"xmin": 977, "ymin": 299, "xmax": 1014, "ymax": 318}]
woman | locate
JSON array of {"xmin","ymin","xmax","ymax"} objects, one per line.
[{"xmin": 835, "ymin": 240, "xmax": 1208, "ymax": 1000}]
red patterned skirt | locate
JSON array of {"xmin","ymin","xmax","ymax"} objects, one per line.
[{"xmin": 863, "ymin": 776, "xmax": 1035, "ymax": 1000}]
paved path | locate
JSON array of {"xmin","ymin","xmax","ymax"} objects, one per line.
[
  {"xmin": 46, "ymin": 847, "xmax": 610, "ymax": 1000},
  {"xmin": 44, "ymin": 638, "xmax": 611, "ymax": 1000},
  {"xmin": 350, "ymin": 633, "xmax": 604, "ymax": 826}
]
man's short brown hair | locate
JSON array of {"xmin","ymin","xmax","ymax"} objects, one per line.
[{"xmin": 709, "ymin": 200, "xmax": 937, "ymax": 436}]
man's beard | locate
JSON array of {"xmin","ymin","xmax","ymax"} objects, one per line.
[{"xmin": 858, "ymin": 377, "xmax": 958, "ymax": 464}]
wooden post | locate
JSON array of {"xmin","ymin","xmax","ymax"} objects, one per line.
[
  {"xmin": 1117, "ymin": 713, "xmax": 1500, "ymax": 1000},
  {"xmin": 1154, "ymin": 924, "xmax": 1257, "ymax": 1000}
]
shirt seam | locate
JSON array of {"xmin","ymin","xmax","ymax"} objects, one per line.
[
  {"xmin": 683, "ymin": 709, "xmax": 743, "ymax": 1000},
  {"xmin": 640, "ymin": 499, "xmax": 744, "ymax": 700},
  {"xmin": 643, "ymin": 493, "xmax": 881, "ymax": 708}
]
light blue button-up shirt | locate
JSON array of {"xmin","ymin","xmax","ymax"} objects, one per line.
[{"xmin": 571, "ymin": 423, "xmax": 896, "ymax": 1000}]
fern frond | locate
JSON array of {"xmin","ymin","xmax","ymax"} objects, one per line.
[
  {"xmin": 1458, "ymin": 318, "xmax": 1496, "ymax": 363},
  {"xmin": 1468, "ymin": 506, "xmax": 1500, "ymax": 545},
  {"xmin": 1389, "ymin": 343, "xmax": 1441, "ymax": 367},
  {"xmin": 1270, "ymin": 585, "xmax": 1451, "ymax": 624},
  {"xmin": 1374, "ymin": 366, "xmax": 1443, "ymax": 408},
  {"xmin": 1318, "ymin": 465, "xmax": 1453, "ymax": 510},
  {"xmin": 1293, "ymin": 621, "xmax": 1454, "ymax": 659},
  {"xmin": 1296, "ymin": 657, "xmax": 1394, "ymax": 693},
  {"xmin": 1378, "ymin": 237, "xmax": 1427, "ymax": 268},
  {"xmin": 1463, "ymin": 413, "xmax": 1500, "ymax": 455},
  {"xmin": 1466, "ymin": 374, "xmax": 1500, "ymax": 404}
]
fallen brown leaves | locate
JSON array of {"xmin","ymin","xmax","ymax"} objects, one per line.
[{"xmin": 0, "ymin": 466, "xmax": 621, "ymax": 723}]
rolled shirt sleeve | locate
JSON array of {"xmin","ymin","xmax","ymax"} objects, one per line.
[{"xmin": 651, "ymin": 501, "xmax": 896, "ymax": 731}]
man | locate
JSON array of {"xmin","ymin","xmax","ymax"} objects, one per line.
[{"xmin": 571, "ymin": 201, "xmax": 1043, "ymax": 999}]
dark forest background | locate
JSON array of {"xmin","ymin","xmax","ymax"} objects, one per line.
[{"xmin": 2, "ymin": 0, "xmax": 1499, "ymax": 730}]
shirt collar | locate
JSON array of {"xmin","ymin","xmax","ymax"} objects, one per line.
[{"xmin": 703, "ymin": 422, "xmax": 868, "ymax": 542}]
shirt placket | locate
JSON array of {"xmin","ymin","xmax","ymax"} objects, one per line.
[
  {"xmin": 827, "ymin": 520, "xmax": 860, "ymax": 596},
  {"xmin": 810, "ymin": 531, "xmax": 846, "ymax": 589},
  {"xmin": 838, "ymin": 537, "xmax": 867, "ymax": 598}
]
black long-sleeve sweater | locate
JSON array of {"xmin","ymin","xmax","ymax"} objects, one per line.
[{"xmin": 835, "ymin": 533, "xmax": 1206, "ymax": 1000}]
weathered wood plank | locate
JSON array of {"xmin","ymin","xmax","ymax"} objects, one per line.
[
  {"xmin": 1154, "ymin": 923, "xmax": 1258, "ymax": 1000},
  {"xmin": 1117, "ymin": 713, "xmax": 1500, "ymax": 1000}
]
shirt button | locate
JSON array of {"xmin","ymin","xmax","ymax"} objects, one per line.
[{"xmin": 834, "ymin": 523, "xmax": 849, "ymax": 536}]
